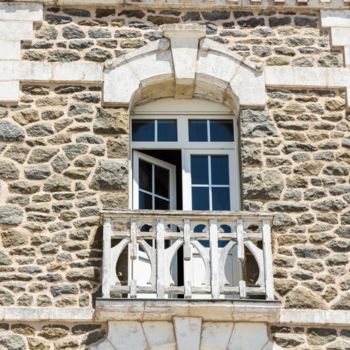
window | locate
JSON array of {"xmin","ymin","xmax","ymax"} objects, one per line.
[{"xmin": 131, "ymin": 98, "xmax": 240, "ymax": 212}]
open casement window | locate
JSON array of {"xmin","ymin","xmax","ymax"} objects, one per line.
[{"xmin": 130, "ymin": 98, "xmax": 241, "ymax": 298}]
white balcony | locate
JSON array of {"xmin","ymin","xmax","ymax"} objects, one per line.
[{"xmin": 100, "ymin": 210, "xmax": 275, "ymax": 301}]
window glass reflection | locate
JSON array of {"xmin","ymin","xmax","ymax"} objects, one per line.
[
  {"xmin": 212, "ymin": 187, "xmax": 230, "ymax": 210},
  {"xmin": 189, "ymin": 120, "xmax": 208, "ymax": 142},
  {"xmin": 211, "ymin": 155, "xmax": 229, "ymax": 185},
  {"xmin": 192, "ymin": 187, "xmax": 209, "ymax": 210},
  {"xmin": 210, "ymin": 120, "xmax": 234, "ymax": 142},
  {"xmin": 191, "ymin": 155, "xmax": 209, "ymax": 185},
  {"xmin": 154, "ymin": 165, "xmax": 169, "ymax": 198},
  {"xmin": 132, "ymin": 120, "xmax": 155, "ymax": 141},
  {"xmin": 158, "ymin": 120, "xmax": 177, "ymax": 141}
]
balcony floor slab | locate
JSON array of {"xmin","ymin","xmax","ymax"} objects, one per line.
[{"xmin": 95, "ymin": 298, "xmax": 281, "ymax": 323}]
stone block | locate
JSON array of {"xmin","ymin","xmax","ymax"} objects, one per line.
[
  {"xmin": 321, "ymin": 10, "xmax": 350, "ymax": 28},
  {"xmin": 0, "ymin": 21, "xmax": 33, "ymax": 41},
  {"xmin": 0, "ymin": 41, "xmax": 20, "ymax": 60},
  {"xmin": 174, "ymin": 317, "xmax": 201, "ymax": 350},
  {"xmin": 0, "ymin": 81, "xmax": 19, "ymax": 102},
  {"xmin": 0, "ymin": 3, "xmax": 43, "ymax": 21},
  {"xmin": 331, "ymin": 27, "xmax": 350, "ymax": 46},
  {"xmin": 53, "ymin": 63, "xmax": 103, "ymax": 82}
]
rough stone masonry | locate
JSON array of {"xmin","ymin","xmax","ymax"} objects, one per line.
[{"xmin": 0, "ymin": 3, "xmax": 349, "ymax": 349}]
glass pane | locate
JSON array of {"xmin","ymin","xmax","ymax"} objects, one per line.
[
  {"xmin": 192, "ymin": 187, "xmax": 209, "ymax": 210},
  {"xmin": 154, "ymin": 165, "xmax": 169, "ymax": 198},
  {"xmin": 139, "ymin": 159, "xmax": 152, "ymax": 192},
  {"xmin": 155, "ymin": 197, "xmax": 170, "ymax": 210},
  {"xmin": 210, "ymin": 120, "xmax": 234, "ymax": 142},
  {"xmin": 139, "ymin": 191, "xmax": 152, "ymax": 209},
  {"xmin": 132, "ymin": 120, "xmax": 155, "ymax": 141},
  {"xmin": 191, "ymin": 155, "xmax": 209, "ymax": 185},
  {"xmin": 189, "ymin": 120, "xmax": 208, "ymax": 142},
  {"xmin": 211, "ymin": 155, "xmax": 229, "ymax": 185},
  {"xmin": 212, "ymin": 187, "xmax": 230, "ymax": 210},
  {"xmin": 158, "ymin": 120, "xmax": 177, "ymax": 141}
]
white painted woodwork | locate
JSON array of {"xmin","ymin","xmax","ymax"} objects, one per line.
[
  {"xmin": 102, "ymin": 218, "xmax": 112, "ymax": 299},
  {"xmin": 101, "ymin": 210, "xmax": 275, "ymax": 300}
]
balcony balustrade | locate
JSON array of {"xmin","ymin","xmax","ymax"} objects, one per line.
[{"xmin": 100, "ymin": 210, "xmax": 274, "ymax": 301}]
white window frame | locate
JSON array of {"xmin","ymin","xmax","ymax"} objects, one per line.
[
  {"xmin": 132, "ymin": 150, "xmax": 177, "ymax": 210},
  {"xmin": 182, "ymin": 149, "xmax": 239, "ymax": 211},
  {"xmin": 130, "ymin": 101, "xmax": 240, "ymax": 212}
]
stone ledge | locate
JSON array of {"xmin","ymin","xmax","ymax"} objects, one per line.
[
  {"xmin": 280, "ymin": 310, "xmax": 350, "ymax": 326},
  {"xmin": 95, "ymin": 299, "xmax": 281, "ymax": 322},
  {"xmin": 0, "ymin": 307, "xmax": 94, "ymax": 321},
  {"xmin": 2, "ymin": 0, "xmax": 349, "ymax": 9}
]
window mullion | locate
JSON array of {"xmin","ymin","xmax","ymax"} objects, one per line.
[{"xmin": 208, "ymin": 155, "xmax": 212, "ymax": 211}]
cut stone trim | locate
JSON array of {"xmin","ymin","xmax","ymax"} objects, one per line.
[
  {"xmin": 265, "ymin": 66, "xmax": 350, "ymax": 107},
  {"xmin": 0, "ymin": 3, "xmax": 43, "ymax": 102},
  {"xmin": 0, "ymin": 307, "xmax": 94, "ymax": 321},
  {"xmin": 89, "ymin": 319, "xmax": 281, "ymax": 350},
  {"xmin": 321, "ymin": 10, "xmax": 350, "ymax": 68},
  {"xmin": 4, "ymin": 0, "xmax": 350, "ymax": 9},
  {"xmin": 104, "ymin": 25, "xmax": 266, "ymax": 113}
]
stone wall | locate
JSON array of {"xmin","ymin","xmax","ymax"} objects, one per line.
[
  {"xmin": 241, "ymin": 88, "xmax": 350, "ymax": 310},
  {"xmin": 271, "ymin": 325, "xmax": 350, "ymax": 349},
  {"xmin": 0, "ymin": 4, "xmax": 349, "ymax": 349},
  {"xmin": 0, "ymin": 322, "xmax": 105, "ymax": 349}
]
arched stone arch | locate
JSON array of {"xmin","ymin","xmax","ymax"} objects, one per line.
[{"xmin": 103, "ymin": 24, "xmax": 266, "ymax": 115}]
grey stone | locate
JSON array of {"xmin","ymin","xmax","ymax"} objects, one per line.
[
  {"xmin": 26, "ymin": 123, "xmax": 54, "ymax": 137},
  {"xmin": 243, "ymin": 170, "xmax": 284, "ymax": 200},
  {"xmin": 237, "ymin": 18, "xmax": 265, "ymax": 28},
  {"xmin": 69, "ymin": 39, "xmax": 94, "ymax": 50},
  {"xmin": 96, "ymin": 8, "xmax": 115, "ymax": 17},
  {"xmin": 46, "ymin": 14, "xmax": 72, "ymax": 25},
  {"xmin": 63, "ymin": 144, "xmax": 88, "ymax": 160},
  {"xmin": 50, "ymin": 284, "xmax": 79, "ymax": 297},
  {"xmin": 323, "ymin": 163, "xmax": 349, "ymax": 176},
  {"xmin": 0, "ymin": 334, "xmax": 26, "ymax": 350},
  {"xmin": 294, "ymin": 246, "xmax": 329, "ymax": 259},
  {"xmin": 304, "ymin": 188, "xmax": 327, "ymax": 200},
  {"xmin": 202, "ymin": 11, "xmax": 230, "ymax": 20},
  {"xmin": 93, "ymin": 107, "xmax": 128, "ymax": 134},
  {"xmin": 85, "ymin": 48, "xmax": 112, "ymax": 62},
  {"xmin": 312, "ymin": 199, "xmax": 346, "ymax": 211},
  {"xmin": 332, "ymin": 293, "xmax": 350, "ymax": 310},
  {"xmin": 9, "ymin": 181, "xmax": 39, "ymax": 194},
  {"xmin": 307, "ymin": 328, "xmax": 337, "ymax": 345},
  {"xmin": 0, "ymin": 205, "xmax": 23, "ymax": 225},
  {"xmin": 88, "ymin": 28, "xmax": 111, "ymax": 38},
  {"xmin": 0, "ymin": 160, "xmax": 19, "ymax": 180},
  {"xmin": 24, "ymin": 165, "xmax": 51, "ymax": 180},
  {"xmin": 76, "ymin": 135, "xmax": 103, "ymax": 144},
  {"xmin": 43, "ymin": 175, "xmax": 72, "ymax": 192},
  {"xmin": 62, "ymin": 8, "xmax": 91, "ymax": 17},
  {"xmin": 0, "ymin": 121, "xmax": 24, "ymax": 141},
  {"xmin": 28, "ymin": 147, "xmax": 59, "ymax": 164},
  {"xmin": 63, "ymin": 25, "xmax": 85, "ymax": 39},
  {"xmin": 0, "ymin": 252, "xmax": 11, "ymax": 265},
  {"xmin": 285, "ymin": 287, "xmax": 327, "ymax": 309},
  {"xmin": 241, "ymin": 140, "xmax": 262, "ymax": 166},
  {"xmin": 52, "ymin": 154, "xmax": 70, "ymax": 173},
  {"xmin": 268, "ymin": 202, "xmax": 308, "ymax": 212},
  {"xmin": 327, "ymin": 240, "xmax": 350, "ymax": 253},
  {"xmin": 240, "ymin": 110, "xmax": 278, "ymax": 137},
  {"xmin": 90, "ymin": 159, "xmax": 128, "ymax": 191},
  {"xmin": 48, "ymin": 50, "xmax": 80, "ymax": 62},
  {"xmin": 68, "ymin": 103, "xmax": 94, "ymax": 116},
  {"xmin": 269, "ymin": 17, "xmax": 291, "ymax": 26}
]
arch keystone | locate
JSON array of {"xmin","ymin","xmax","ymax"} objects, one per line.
[{"xmin": 163, "ymin": 24, "xmax": 206, "ymax": 98}]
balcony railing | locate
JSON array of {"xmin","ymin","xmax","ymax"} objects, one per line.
[{"xmin": 100, "ymin": 210, "xmax": 275, "ymax": 300}]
